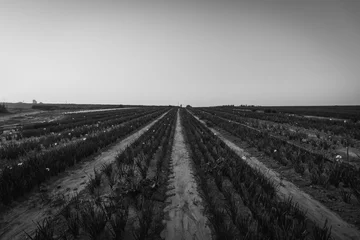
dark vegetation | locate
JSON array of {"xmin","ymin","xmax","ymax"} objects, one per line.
[
  {"xmin": 181, "ymin": 109, "xmax": 330, "ymax": 240},
  {"xmin": 0, "ymin": 108, "xmax": 169, "ymax": 205},
  {"xmin": 25, "ymin": 108, "xmax": 178, "ymax": 240},
  {"xmin": 231, "ymin": 105, "xmax": 360, "ymax": 121},
  {"xmin": 192, "ymin": 108, "xmax": 360, "ymax": 207},
  {"xmin": 208, "ymin": 106, "xmax": 360, "ymax": 140},
  {"xmin": 0, "ymin": 108, "xmax": 160, "ymax": 160},
  {"xmin": 0, "ymin": 103, "xmax": 8, "ymax": 113},
  {"xmin": 2, "ymin": 104, "xmax": 359, "ymax": 239}
]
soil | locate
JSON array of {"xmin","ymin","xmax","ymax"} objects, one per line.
[
  {"xmin": 0, "ymin": 112, "xmax": 167, "ymax": 240},
  {"xmin": 161, "ymin": 111, "xmax": 212, "ymax": 240},
  {"xmin": 62, "ymin": 107, "xmax": 136, "ymax": 115},
  {"xmin": 303, "ymin": 115, "xmax": 346, "ymax": 121},
  {"xmin": 191, "ymin": 112, "xmax": 360, "ymax": 240}
]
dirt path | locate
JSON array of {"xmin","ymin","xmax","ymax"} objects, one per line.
[
  {"xmin": 190, "ymin": 111, "xmax": 360, "ymax": 240},
  {"xmin": 62, "ymin": 107, "xmax": 136, "ymax": 115},
  {"xmin": 161, "ymin": 111, "xmax": 211, "ymax": 240},
  {"xmin": 0, "ymin": 112, "xmax": 167, "ymax": 240}
]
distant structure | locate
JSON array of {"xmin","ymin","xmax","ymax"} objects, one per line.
[{"xmin": 33, "ymin": 99, "xmax": 37, "ymax": 104}]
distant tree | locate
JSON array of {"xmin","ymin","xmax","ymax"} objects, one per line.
[
  {"xmin": 0, "ymin": 102, "xmax": 8, "ymax": 113},
  {"xmin": 186, "ymin": 105, "xmax": 192, "ymax": 108},
  {"xmin": 33, "ymin": 99, "xmax": 37, "ymax": 104}
]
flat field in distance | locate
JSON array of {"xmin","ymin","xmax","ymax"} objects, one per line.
[{"xmin": 233, "ymin": 105, "xmax": 360, "ymax": 121}]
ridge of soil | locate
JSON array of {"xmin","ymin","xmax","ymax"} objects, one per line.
[{"xmin": 161, "ymin": 111, "xmax": 211, "ymax": 240}]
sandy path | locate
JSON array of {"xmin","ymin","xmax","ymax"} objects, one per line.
[
  {"xmin": 62, "ymin": 107, "xmax": 136, "ymax": 115},
  {"xmin": 0, "ymin": 112, "xmax": 167, "ymax": 240},
  {"xmin": 161, "ymin": 111, "xmax": 211, "ymax": 240},
  {"xmin": 190, "ymin": 111, "xmax": 360, "ymax": 240}
]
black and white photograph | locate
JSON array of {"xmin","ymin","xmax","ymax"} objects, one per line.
[{"xmin": 1, "ymin": 0, "xmax": 360, "ymax": 239}]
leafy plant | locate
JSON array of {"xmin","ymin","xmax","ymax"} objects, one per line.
[
  {"xmin": 340, "ymin": 189, "xmax": 352, "ymax": 203},
  {"xmin": 312, "ymin": 220, "xmax": 332, "ymax": 240},
  {"xmin": 80, "ymin": 202, "xmax": 108, "ymax": 240},
  {"xmin": 24, "ymin": 219, "xmax": 55, "ymax": 240}
]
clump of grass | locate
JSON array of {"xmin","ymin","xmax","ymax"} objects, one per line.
[
  {"xmin": 24, "ymin": 219, "xmax": 55, "ymax": 240},
  {"xmin": 88, "ymin": 169, "xmax": 102, "ymax": 194},
  {"xmin": 107, "ymin": 170, "xmax": 118, "ymax": 190},
  {"xmin": 101, "ymin": 163, "xmax": 113, "ymax": 178},
  {"xmin": 108, "ymin": 209, "xmax": 128, "ymax": 240},
  {"xmin": 135, "ymin": 152, "xmax": 148, "ymax": 179},
  {"xmin": 294, "ymin": 161, "xmax": 305, "ymax": 175},
  {"xmin": 310, "ymin": 170, "xmax": 320, "ymax": 185},
  {"xmin": 133, "ymin": 199, "xmax": 154, "ymax": 240},
  {"xmin": 312, "ymin": 219, "xmax": 332, "ymax": 240},
  {"xmin": 65, "ymin": 212, "xmax": 81, "ymax": 238},
  {"xmin": 352, "ymin": 188, "xmax": 360, "ymax": 203},
  {"xmin": 340, "ymin": 189, "xmax": 352, "ymax": 203},
  {"xmin": 80, "ymin": 202, "xmax": 108, "ymax": 240}
]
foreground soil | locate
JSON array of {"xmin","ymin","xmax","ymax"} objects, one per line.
[
  {"xmin": 0, "ymin": 113, "xmax": 166, "ymax": 240},
  {"xmin": 191, "ymin": 111, "xmax": 360, "ymax": 240},
  {"xmin": 161, "ymin": 111, "xmax": 211, "ymax": 240}
]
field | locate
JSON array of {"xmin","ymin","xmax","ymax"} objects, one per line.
[
  {"xmin": 234, "ymin": 105, "xmax": 360, "ymax": 121},
  {"xmin": 0, "ymin": 105, "xmax": 359, "ymax": 240}
]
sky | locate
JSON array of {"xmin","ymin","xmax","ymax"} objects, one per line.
[{"xmin": 1, "ymin": 0, "xmax": 360, "ymax": 107}]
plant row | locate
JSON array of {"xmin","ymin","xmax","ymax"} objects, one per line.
[
  {"xmin": 204, "ymin": 107, "xmax": 360, "ymax": 140},
  {"xmin": 234, "ymin": 105, "xmax": 360, "ymax": 122},
  {"xmin": 0, "ymin": 108, "xmax": 159, "ymax": 160},
  {"xmin": 27, "ymin": 108, "xmax": 178, "ymax": 240},
  {"xmin": 18, "ymin": 108, "xmax": 154, "ymax": 139},
  {"xmin": 0, "ymin": 108, "xmax": 169, "ymax": 205},
  {"xmin": 181, "ymin": 109, "xmax": 331, "ymax": 240},
  {"xmin": 199, "ymin": 108, "xmax": 350, "ymax": 157},
  {"xmin": 192, "ymin": 108, "xmax": 360, "ymax": 201}
]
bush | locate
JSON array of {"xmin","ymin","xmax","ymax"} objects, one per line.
[{"xmin": 0, "ymin": 103, "xmax": 8, "ymax": 113}]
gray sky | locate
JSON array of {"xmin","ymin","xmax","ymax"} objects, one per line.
[{"xmin": 1, "ymin": 0, "xmax": 360, "ymax": 106}]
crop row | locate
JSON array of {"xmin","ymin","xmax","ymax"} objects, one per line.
[
  {"xmin": 199, "ymin": 108, "xmax": 346, "ymax": 157},
  {"xmin": 19, "ymin": 108, "xmax": 153, "ymax": 139},
  {"xmin": 22, "ymin": 107, "xmax": 137, "ymax": 130},
  {"xmin": 191, "ymin": 108, "xmax": 360, "ymax": 202},
  {"xmin": 0, "ymin": 108, "xmax": 169, "ymax": 205},
  {"xmin": 206, "ymin": 107, "xmax": 360, "ymax": 140},
  {"xmin": 27, "ymin": 108, "xmax": 178, "ymax": 240},
  {"xmin": 0, "ymin": 108, "xmax": 160, "ymax": 160},
  {"xmin": 181, "ymin": 109, "xmax": 330, "ymax": 240}
]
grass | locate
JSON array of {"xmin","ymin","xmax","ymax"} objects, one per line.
[{"xmin": 24, "ymin": 219, "xmax": 55, "ymax": 240}]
